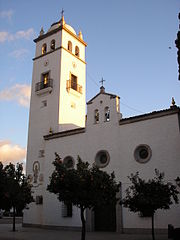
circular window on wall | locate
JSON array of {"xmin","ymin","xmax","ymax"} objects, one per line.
[
  {"xmin": 95, "ymin": 150, "xmax": 110, "ymax": 168},
  {"xmin": 63, "ymin": 156, "xmax": 75, "ymax": 169},
  {"xmin": 134, "ymin": 144, "xmax": 152, "ymax": 163}
]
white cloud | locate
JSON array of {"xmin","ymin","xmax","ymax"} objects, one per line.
[
  {"xmin": 0, "ymin": 10, "xmax": 14, "ymax": 22},
  {"xmin": 0, "ymin": 84, "xmax": 31, "ymax": 107},
  {"xmin": 9, "ymin": 48, "xmax": 29, "ymax": 59},
  {"xmin": 15, "ymin": 28, "xmax": 35, "ymax": 40},
  {"xmin": 0, "ymin": 28, "xmax": 35, "ymax": 43},
  {"xmin": 0, "ymin": 32, "xmax": 9, "ymax": 42},
  {"xmin": 0, "ymin": 140, "xmax": 26, "ymax": 166}
]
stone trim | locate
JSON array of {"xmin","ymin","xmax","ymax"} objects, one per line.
[
  {"xmin": 33, "ymin": 46, "xmax": 86, "ymax": 64},
  {"xmin": 22, "ymin": 223, "xmax": 81, "ymax": 231},
  {"xmin": 33, "ymin": 47, "xmax": 61, "ymax": 61},
  {"xmin": 119, "ymin": 107, "xmax": 180, "ymax": 125},
  {"xmin": 22, "ymin": 223, "xmax": 167, "ymax": 234},
  {"xmin": 44, "ymin": 127, "xmax": 86, "ymax": 140},
  {"xmin": 34, "ymin": 25, "xmax": 87, "ymax": 46},
  {"xmin": 87, "ymin": 92, "xmax": 119, "ymax": 105},
  {"xmin": 122, "ymin": 228, "xmax": 167, "ymax": 234},
  {"xmin": 61, "ymin": 46, "xmax": 86, "ymax": 64}
]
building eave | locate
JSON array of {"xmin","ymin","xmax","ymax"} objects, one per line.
[
  {"xmin": 87, "ymin": 92, "xmax": 119, "ymax": 105},
  {"xmin": 44, "ymin": 127, "xmax": 86, "ymax": 140},
  {"xmin": 119, "ymin": 106, "xmax": 180, "ymax": 125},
  {"xmin": 34, "ymin": 25, "xmax": 87, "ymax": 46}
]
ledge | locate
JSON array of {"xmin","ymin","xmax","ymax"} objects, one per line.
[
  {"xmin": 36, "ymin": 86, "xmax": 52, "ymax": 95},
  {"xmin": 44, "ymin": 127, "xmax": 86, "ymax": 140},
  {"xmin": 119, "ymin": 106, "xmax": 180, "ymax": 125}
]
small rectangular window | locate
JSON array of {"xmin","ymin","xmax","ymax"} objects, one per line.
[
  {"xmin": 39, "ymin": 150, "xmax": 45, "ymax": 158},
  {"xmin": 41, "ymin": 100, "xmax": 47, "ymax": 108},
  {"xmin": 36, "ymin": 195, "xmax": 43, "ymax": 205},
  {"xmin": 62, "ymin": 202, "xmax": 72, "ymax": 217}
]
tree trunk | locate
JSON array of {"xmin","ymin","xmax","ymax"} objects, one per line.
[
  {"xmin": 12, "ymin": 206, "xmax": 16, "ymax": 232},
  {"xmin": 151, "ymin": 213, "xmax": 155, "ymax": 240},
  {"xmin": 80, "ymin": 206, "xmax": 86, "ymax": 240}
]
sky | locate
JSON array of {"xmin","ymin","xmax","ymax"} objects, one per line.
[{"xmin": 0, "ymin": 0, "xmax": 180, "ymax": 167}]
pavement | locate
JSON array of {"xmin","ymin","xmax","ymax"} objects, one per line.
[{"xmin": 0, "ymin": 223, "xmax": 170, "ymax": 240}]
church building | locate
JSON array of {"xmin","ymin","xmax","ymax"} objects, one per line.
[{"xmin": 23, "ymin": 15, "xmax": 180, "ymax": 233}]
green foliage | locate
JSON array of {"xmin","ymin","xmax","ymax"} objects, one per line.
[
  {"xmin": 121, "ymin": 169, "xmax": 179, "ymax": 216},
  {"xmin": 47, "ymin": 154, "xmax": 120, "ymax": 210},
  {"xmin": 0, "ymin": 162, "xmax": 7, "ymax": 209},
  {"xmin": 47, "ymin": 153, "xmax": 120, "ymax": 240},
  {"xmin": 175, "ymin": 13, "xmax": 180, "ymax": 80},
  {"xmin": 0, "ymin": 162, "xmax": 33, "ymax": 231}
]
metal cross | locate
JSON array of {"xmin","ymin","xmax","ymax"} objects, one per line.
[
  {"xmin": 99, "ymin": 77, "xmax": 105, "ymax": 87},
  {"xmin": 61, "ymin": 8, "xmax": 64, "ymax": 18}
]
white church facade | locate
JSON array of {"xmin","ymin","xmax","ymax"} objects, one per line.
[{"xmin": 23, "ymin": 15, "xmax": 180, "ymax": 232}]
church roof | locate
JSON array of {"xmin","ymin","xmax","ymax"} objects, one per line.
[
  {"xmin": 119, "ymin": 105, "xmax": 180, "ymax": 125},
  {"xmin": 87, "ymin": 88, "xmax": 120, "ymax": 105},
  {"xmin": 34, "ymin": 16, "xmax": 87, "ymax": 46}
]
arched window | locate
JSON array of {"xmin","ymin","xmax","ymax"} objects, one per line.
[
  {"xmin": 75, "ymin": 46, "xmax": 80, "ymax": 57},
  {"xmin": 68, "ymin": 41, "xmax": 72, "ymax": 52},
  {"xmin": 50, "ymin": 39, "xmax": 55, "ymax": 50},
  {"xmin": 94, "ymin": 109, "xmax": 99, "ymax": 124},
  {"xmin": 104, "ymin": 107, "xmax": 110, "ymax": 122},
  {"xmin": 42, "ymin": 43, "xmax": 47, "ymax": 55}
]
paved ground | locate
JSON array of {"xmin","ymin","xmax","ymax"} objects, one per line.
[{"xmin": 0, "ymin": 223, "xmax": 170, "ymax": 240}]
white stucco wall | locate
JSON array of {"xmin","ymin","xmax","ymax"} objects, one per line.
[{"xmin": 28, "ymin": 92, "xmax": 180, "ymax": 230}]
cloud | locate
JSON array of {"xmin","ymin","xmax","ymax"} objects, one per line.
[
  {"xmin": 0, "ymin": 32, "xmax": 9, "ymax": 42},
  {"xmin": 9, "ymin": 48, "xmax": 29, "ymax": 59},
  {"xmin": 0, "ymin": 9, "xmax": 14, "ymax": 22},
  {"xmin": 0, "ymin": 84, "xmax": 31, "ymax": 107},
  {"xmin": 0, "ymin": 28, "xmax": 35, "ymax": 43},
  {"xmin": 0, "ymin": 140, "xmax": 26, "ymax": 166}
]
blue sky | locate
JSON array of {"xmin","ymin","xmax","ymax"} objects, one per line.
[{"xmin": 0, "ymin": 0, "xmax": 179, "ymax": 165}]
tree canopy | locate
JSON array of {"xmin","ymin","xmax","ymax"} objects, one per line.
[
  {"xmin": 47, "ymin": 154, "xmax": 120, "ymax": 240},
  {"xmin": 0, "ymin": 162, "xmax": 34, "ymax": 231},
  {"xmin": 121, "ymin": 169, "xmax": 179, "ymax": 240}
]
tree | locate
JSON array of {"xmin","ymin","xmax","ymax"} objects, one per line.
[
  {"xmin": 121, "ymin": 169, "xmax": 179, "ymax": 240},
  {"xmin": 0, "ymin": 162, "xmax": 7, "ymax": 209},
  {"xmin": 0, "ymin": 162, "xmax": 34, "ymax": 231},
  {"xmin": 47, "ymin": 154, "xmax": 120, "ymax": 240},
  {"xmin": 175, "ymin": 12, "xmax": 180, "ymax": 80}
]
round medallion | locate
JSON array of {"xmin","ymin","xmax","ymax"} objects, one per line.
[
  {"xmin": 44, "ymin": 59, "xmax": 49, "ymax": 66},
  {"xmin": 72, "ymin": 62, "xmax": 77, "ymax": 68}
]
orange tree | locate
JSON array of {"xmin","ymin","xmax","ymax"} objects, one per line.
[
  {"xmin": 0, "ymin": 162, "xmax": 33, "ymax": 231},
  {"xmin": 0, "ymin": 163, "xmax": 6, "ymax": 209},
  {"xmin": 121, "ymin": 169, "xmax": 179, "ymax": 240},
  {"xmin": 47, "ymin": 154, "xmax": 120, "ymax": 240}
]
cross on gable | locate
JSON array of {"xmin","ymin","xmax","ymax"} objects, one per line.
[{"xmin": 99, "ymin": 77, "xmax": 105, "ymax": 87}]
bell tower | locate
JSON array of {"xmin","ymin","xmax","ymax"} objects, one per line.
[
  {"xmin": 25, "ymin": 15, "xmax": 87, "ymax": 224},
  {"xmin": 27, "ymin": 14, "xmax": 87, "ymax": 157}
]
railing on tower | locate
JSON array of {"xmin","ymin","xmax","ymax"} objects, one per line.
[
  {"xmin": 66, "ymin": 80, "xmax": 82, "ymax": 94},
  {"xmin": 35, "ymin": 79, "xmax": 53, "ymax": 92}
]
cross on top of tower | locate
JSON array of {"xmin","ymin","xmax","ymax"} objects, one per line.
[{"xmin": 61, "ymin": 8, "xmax": 64, "ymax": 18}]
